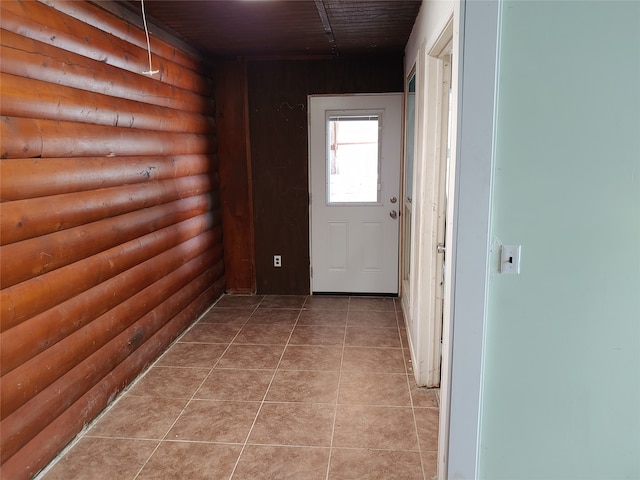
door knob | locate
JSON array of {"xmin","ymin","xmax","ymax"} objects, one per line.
[{"xmin": 389, "ymin": 210, "xmax": 398, "ymax": 219}]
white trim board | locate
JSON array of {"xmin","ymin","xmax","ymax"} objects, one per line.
[{"xmin": 442, "ymin": 1, "xmax": 500, "ymax": 479}]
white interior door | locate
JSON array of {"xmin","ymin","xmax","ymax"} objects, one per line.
[
  {"xmin": 309, "ymin": 94, "xmax": 402, "ymax": 294},
  {"xmin": 433, "ymin": 54, "xmax": 452, "ymax": 367}
]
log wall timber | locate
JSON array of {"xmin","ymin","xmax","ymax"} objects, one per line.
[{"xmin": 0, "ymin": 1, "xmax": 223, "ymax": 478}]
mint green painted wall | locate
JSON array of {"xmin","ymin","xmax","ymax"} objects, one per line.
[{"xmin": 480, "ymin": 2, "xmax": 640, "ymax": 479}]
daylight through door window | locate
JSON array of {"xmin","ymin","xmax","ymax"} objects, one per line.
[{"xmin": 327, "ymin": 115, "xmax": 380, "ymax": 204}]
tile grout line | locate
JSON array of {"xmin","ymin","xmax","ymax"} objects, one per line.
[
  {"xmin": 227, "ymin": 298, "xmax": 306, "ymax": 480},
  {"xmin": 324, "ymin": 297, "xmax": 351, "ymax": 480},
  {"xmin": 131, "ymin": 295, "xmax": 262, "ymax": 480}
]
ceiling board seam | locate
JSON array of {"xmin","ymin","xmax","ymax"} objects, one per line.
[{"xmin": 314, "ymin": 0, "xmax": 337, "ymax": 54}]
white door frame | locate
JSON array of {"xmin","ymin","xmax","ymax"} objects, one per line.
[
  {"xmin": 401, "ymin": 17, "xmax": 454, "ymax": 388},
  {"xmin": 422, "ymin": 22, "xmax": 454, "ymax": 389},
  {"xmin": 308, "ymin": 93, "xmax": 402, "ymax": 294},
  {"xmin": 440, "ymin": 1, "xmax": 500, "ymax": 478}
]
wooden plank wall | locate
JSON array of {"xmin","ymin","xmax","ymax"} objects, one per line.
[
  {"xmin": 214, "ymin": 60, "xmax": 255, "ymax": 294},
  {"xmin": 0, "ymin": 1, "xmax": 224, "ymax": 478},
  {"xmin": 247, "ymin": 57, "xmax": 404, "ymax": 294}
]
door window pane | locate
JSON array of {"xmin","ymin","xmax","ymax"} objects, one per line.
[
  {"xmin": 404, "ymin": 74, "xmax": 416, "ymax": 202},
  {"xmin": 403, "ymin": 71, "xmax": 416, "ymax": 281},
  {"xmin": 327, "ymin": 115, "xmax": 380, "ymax": 203}
]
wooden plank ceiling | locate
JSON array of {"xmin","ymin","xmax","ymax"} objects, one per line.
[{"xmin": 124, "ymin": 0, "xmax": 422, "ymax": 57}]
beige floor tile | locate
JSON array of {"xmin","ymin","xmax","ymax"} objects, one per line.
[
  {"xmin": 156, "ymin": 342, "xmax": 227, "ymax": 368},
  {"xmin": 259, "ymin": 295, "xmax": 307, "ymax": 309},
  {"xmin": 87, "ymin": 396, "xmax": 187, "ymax": 439},
  {"xmin": 298, "ymin": 309, "xmax": 348, "ymax": 326},
  {"xmin": 215, "ymin": 295, "xmax": 264, "ymax": 308},
  {"xmin": 180, "ymin": 323, "xmax": 242, "ymax": 343},
  {"xmin": 249, "ymin": 402, "xmax": 335, "ymax": 447},
  {"xmin": 195, "ymin": 369, "xmax": 274, "ymax": 401},
  {"xmin": 347, "ymin": 310, "xmax": 398, "ymax": 328},
  {"xmin": 403, "ymin": 348, "xmax": 414, "ymax": 374},
  {"xmin": 233, "ymin": 324, "xmax": 293, "ymax": 345},
  {"xmin": 167, "ymin": 400, "xmax": 260, "ymax": 443},
  {"xmin": 279, "ymin": 346, "xmax": 343, "ymax": 371},
  {"xmin": 266, "ymin": 370, "xmax": 340, "ymax": 403},
  {"xmin": 421, "ymin": 450, "xmax": 438, "ymax": 480},
  {"xmin": 414, "ymin": 407, "xmax": 439, "ymax": 452},
  {"xmin": 348, "ymin": 297, "xmax": 396, "ymax": 312},
  {"xmin": 333, "ymin": 405, "xmax": 419, "ymax": 451},
  {"xmin": 199, "ymin": 307, "xmax": 254, "ymax": 324},
  {"xmin": 345, "ymin": 326, "xmax": 401, "ymax": 348},
  {"xmin": 41, "ymin": 438, "xmax": 157, "ymax": 480},
  {"xmin": 216, "ymin": 344, "xmax": 285, "ymax": 369},
  {"xmin": 328, "ymin": 448, "xmax": 423, "ymax": 480},
  {"xmin": 342, "ymin": 347, "xmax": 406, "ymax": 373},
  {"xmin": 233, "ymin": 445, "xmax": 330, "ymax": 480},
  {"xmin": 399, "ymin": 327, "xmax": 410, "ymax": 349},
  {"xmin": 137, "ymin": 442, "xmax": 241, "ymax": 480},
  {"xmin": 410, "ymin": 385, "xmax": 439, "ymax": 408},
  {"xmin": 289, "ymin": 325, "xmax": 346, "ymax": 346},
  {"xmin": 303, "ymin": 296, "xmax": 350, "ymax": 311},
  {"xmin": 126, "ymin": 366, "xmax": 209, "ymax": 399},
  {"xmin": 338, "ymin": 371, "xmax": 411, "ymax": 406},
  {"xmin": 247, "ymin": 308, "xmax": 300, "ymax": 325}
]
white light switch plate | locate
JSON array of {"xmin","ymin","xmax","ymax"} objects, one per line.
[{"xmin": 500, "ymin": 245, "xmax": 521, "ymax": 274}]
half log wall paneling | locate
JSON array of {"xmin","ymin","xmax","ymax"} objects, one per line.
[
  {"xmin": 247, "ymin": 57, "xmax": 404, "ymax": 294},
  {"xmin": 0, "ymin": 1, "xmax": 223, "ymax": 478}
]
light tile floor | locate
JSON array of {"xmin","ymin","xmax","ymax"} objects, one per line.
[{"xmin": 39, "ymin": 295, "xmax": 439, "ymax": 480}]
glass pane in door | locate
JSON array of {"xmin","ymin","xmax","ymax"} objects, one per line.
[
  {"xmin": 403, "ymin": 71, "xmax": 416, "ymax": 281},
  {"xmin": 327, "ymin": 115, "xmax": 380, "ymax": 204},
  {"xmin": 404, "ymin": 74, "xmax": 416, "ymax": 203}
]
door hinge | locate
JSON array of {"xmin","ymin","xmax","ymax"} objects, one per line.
[{"xmin": 310, "ymin": 266, "xmax": 313, "ymax": 277}]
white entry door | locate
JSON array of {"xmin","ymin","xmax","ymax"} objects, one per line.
[{"xmin": 309, "ymin": 94, "xmax": 402, "ymax": 294}]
